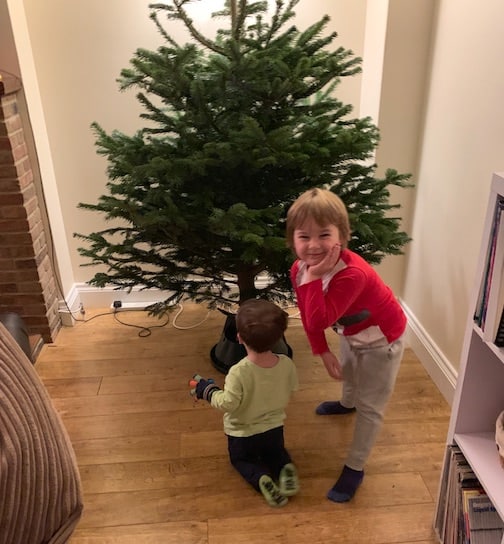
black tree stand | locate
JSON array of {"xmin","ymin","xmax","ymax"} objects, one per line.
[{"xmin": 210, "ymin": 310, "xmax": 293, "ymax": 374}]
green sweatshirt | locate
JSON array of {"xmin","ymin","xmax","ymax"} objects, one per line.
[{"xmin": 210, "ymin": 354, "xmax": 298, "ymax": 437}]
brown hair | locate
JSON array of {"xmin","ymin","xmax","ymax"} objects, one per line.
[
  {"xmin": 286, "ymin": 188, "xmax": 351, "ymax": 249},
  {"xmin": 236, "ymin": 299, "xmax": 288, "ymax": 353}
]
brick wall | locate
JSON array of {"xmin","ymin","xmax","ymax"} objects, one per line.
[{"xmin": 0, "ymin": 71, "xmax": 60, "ymax": 342}]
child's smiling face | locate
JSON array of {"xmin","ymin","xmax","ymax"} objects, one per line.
[{"xmin": 293, "ymin": 219, "xmax": 342, "ymax": 267}]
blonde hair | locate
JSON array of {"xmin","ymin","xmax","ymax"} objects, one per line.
[{"xmin": 286, "ymin": 188, "xmax": 351, "ymax": 248}]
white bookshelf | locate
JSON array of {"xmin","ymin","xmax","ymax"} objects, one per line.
[{"xmin": 435, "ymin": 172, "xmax": 504, "ymax": 544}]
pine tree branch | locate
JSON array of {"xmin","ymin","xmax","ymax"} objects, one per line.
[
  {"xmin": 169, "ymin": 0, "xmax": 227, "ymax": 55},
  {"xmin": 234, "ymin": 0, "xmax": 249, "ymax": 40},
  {"xmin": 149, "ymin": 10, "xmax": 179, "ymax": 48},
  {"xmin": 265, "ymin": 0, "xmax": 298, "ymax": 44},
  {"xmin": 230, "ymin": 0, "xmax": 238, "ymax": 38}
]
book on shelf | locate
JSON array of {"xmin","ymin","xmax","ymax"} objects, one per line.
[
  {"xmin": 468, "ymin": 529, "xmax": 504, "ymax": 544},
  {"xmin": 476, "ymin": 196, "xmax": 504, "ymax": 339},
  {"xmin": 462, "ymin": 488, "xmax": 487, "ymax": 544},
  {"xmin": 486, "ymin": 211, "xmax": 504, "ymax": 342},
  {"xmin": 494, "ymin": 307, "xmax": 504, "ymax": 347},
  {"xmin": 474, "ymin": 197, "xmax": 502, "ymax": 327},
  {"xmin": 437, "ymin": 445, "xmax": 476, "ymax": 543},
  {"xmin": 435, "ymin": 445, "xmax": 453, "ymax": 537},
  {"xmin": 436, "ymin": 444, "xmax": 504, "ymax": 544},
  {"xmin": 467, "ymin": 495, "xmax": 504, "ymax": 544}
]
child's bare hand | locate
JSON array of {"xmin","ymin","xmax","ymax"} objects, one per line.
[
  {"xmin": 320, "ymin": 351, "xmax": 342, "ymax": 380},
  {"xmin": 307, "ymin": 244, "xmax": 341, "ymax": 279}
]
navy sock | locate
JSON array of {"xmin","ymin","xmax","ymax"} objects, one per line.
[
  {"xmin": 327, "ymin": 465, "xmax": 364, "ymax": 503},
  {"xmin": 315, "ymin": 401, "xmax": 356, "ymax": 415}
]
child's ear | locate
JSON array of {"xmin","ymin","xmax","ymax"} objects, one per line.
[{"xmin": 237, "ymin": 332, "xmax": 243, "ymax": 344}]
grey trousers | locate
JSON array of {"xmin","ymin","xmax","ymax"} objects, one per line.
[{"xmin": 339, "ymin": 334, "xmax": 405, "ymax": 470}]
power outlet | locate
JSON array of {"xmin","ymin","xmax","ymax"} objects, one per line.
[
  {"xmin": 111, "ymin": 301, "xmax": 152, "ymax": 312},
  {"xmin": 58, "ymin": 299, "xmax": 76, "ymax": 326},
  {"xmin": 59, "ymin": 310, "xmax": 75, "ymax": 326}
]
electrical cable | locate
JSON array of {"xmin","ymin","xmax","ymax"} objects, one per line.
[
  {"xmin": 112, "ymin": 309, "xmax": 170, "ymax": 337},
  {"xmin": 171, "ymin": 303, "xmax": 211, "ymax": 330},
  {"xmin": 73, "ymin": 310, "xmax": 111, "ymax": 323}
]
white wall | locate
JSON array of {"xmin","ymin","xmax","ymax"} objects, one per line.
[
  {"xmin": 403, "ymin": 0, "xmax": 504, "ymax": 392},
  {"xmin": 0, "ymin": 0, "xmax": 18, "ymax": 74},
  {"xmin": 361, "ymin": 0, "xmax": 436, "ymax": 296}
]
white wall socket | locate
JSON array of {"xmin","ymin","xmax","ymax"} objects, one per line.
[{"xmin": 111, "ymin": 301, "xmax": 154, "ymax": 311}]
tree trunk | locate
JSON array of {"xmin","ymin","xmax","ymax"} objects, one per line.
[{"xmin": 237, "ymin": 268, "xmax": 258, "ymax": 303}]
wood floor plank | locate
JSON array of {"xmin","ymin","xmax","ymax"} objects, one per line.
[
  {"xmin": 61, "ymin": 407, "xmax": 222, "ymax": 443},
  {"xmin": 207, "ymin": 503, "xmax": 438, "ymax": 544},
  {"xmin": 179, "ymin": 418, "xmax": 449, "ymax": 459},
  {"xmin": 50, "ymin": 390, "xmax": 199, "ymax": 418},
  {"xmin": 71, "ymin": 434, "xmax": 182, "ymax": 465},
  {"xmin": 79, "ymin": 455, "xmax": 231, "ymax": 494},
  {"xmin": 42, "ymin": 377, "xmax": 102, "ymax": 398},
  {"xmin": 71, "ymin": 521, "xmax": 208, "ymax": 544},
  {"xmin": 75, "ymin": 471, "xmax": 433, "ymax": 529},
  {"xmin": 36, "ymin": 354, "xmax": 218, "ymax": 380},
  {"xmin": 293, "ymin": 443, "xmax": 447, "ymax": 476}
]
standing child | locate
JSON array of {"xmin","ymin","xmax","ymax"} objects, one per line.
[
  {"xmin": 286, "ymin": 187, "xmax": 407, "ymax": 503},
  {"xmin": 193, "ymin": 298, "xmax": 299, "ymax": 507}
]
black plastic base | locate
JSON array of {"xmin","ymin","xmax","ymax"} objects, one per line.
[{"xmin": 210, "ymin": 312, "xmax": 293, "ymax": 374}]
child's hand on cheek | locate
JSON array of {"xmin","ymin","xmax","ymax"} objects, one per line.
[{"xmin": 307, "ymin": 244, "xmax": 341, "ymax": 280}]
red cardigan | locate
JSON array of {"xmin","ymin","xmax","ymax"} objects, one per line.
[{"xmin": 290, "ymin": 249, "xmax": 407, "ymax": 354}]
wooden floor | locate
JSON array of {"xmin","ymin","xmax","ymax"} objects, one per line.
[{"xmin": 34, "ymin": 303, "xmax": 451, "ymax": 544}]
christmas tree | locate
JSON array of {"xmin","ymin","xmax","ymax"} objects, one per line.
[{"xmin": 76, "ymin": 0, "xmax": 411, "ymax": 314}]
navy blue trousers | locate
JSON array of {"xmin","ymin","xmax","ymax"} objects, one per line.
[{"xmin": 227, "ymin": 426, "xmax": 292, "ymax": 492}]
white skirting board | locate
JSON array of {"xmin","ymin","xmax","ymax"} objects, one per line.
[
  {"xmin": 402, "ymin": 300, "xmax": 457, "ymax": 406},
  {"xmin": 67, "ymin": 283, "xmax": 175, "ymax": 310}
]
